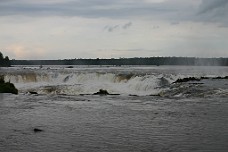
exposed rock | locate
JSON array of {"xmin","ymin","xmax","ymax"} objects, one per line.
[
  {"xmin": 174, "ymin": 76, "xmax": 228, "ymax": 83},
  {"xmin": 93, "ymin": 89, "xmax": 120, "ymax": 95},
  {"xmin": 66, "ymin": 66, "xmax": 74, "ymax": 68},
  {"xmin": 159, "ymin": 77, "xmax": 170, "ymax": 87},
  {"xmin": 212, "ymin": 76, "xmax": 228, "ymax": 79},
  {"xmin": 173, "ymin": 77, "xmax": 200, "ymax": 83},
  {"xmin": 200, "ymin": 76, "xmax": 228, "ymax": 80},
  {"xmin": 200, "ymin": 76, "xmax": 209, "ymax": 79},
  {"xmin": 93, "ymin": 89, "xmax": 109, "ymax": 95},
  {"xmin": 129, "ymin": 94, "xmax": 138, "ymax": 97},
  {"xmin": 33, "ymin": 128, "xmax": 43, "ymax": 133},
  {"xmin": 63, "ymin": 75, "xmax": 70, "ymax": 82},
  {"xmin": 29, "ymin": 91, "xmax": 38, "ymax": 94},
  {"xmin": 188, "ymin": 83, "xmax": 204, "ymax": 85}
]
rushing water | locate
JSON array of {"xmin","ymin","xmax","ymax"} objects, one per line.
[{"xmin": 0, "ymin": 66, "xmax": 228, "ymax": 152}]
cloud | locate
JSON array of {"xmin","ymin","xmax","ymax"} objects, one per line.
[
  {"xmin": 170, "ymin": 21, "xmax": 179, "ymax": 25},
  {"xmin": 104, "ymin": 22, "xmax": 133, "ymax": 32},
  {"xmin": 122, "ymin": 22, "xmax": 132, "ymax": 29},
  {"xmin": 111, "ymin": 48, "xmax": 161, "ymax": 53},
  {"xmin": 2, "ymin": 0, "xmax": 227, "ymax": 27},
  {"xmin": 0, "ymin": 0, "xmax": 178, "ymax": 19},
  {"xmin": 96, "ymin": 48, "xmax": 161, "ymax": 58},
  {"xmin": 104, "ymin": 25, "xmax": 119, "ymax": 32},
  {"xmin": 4, "ymin": 44, "xmax": 46, "ymax": 59},
  {"xmin": 152, "ymin": 25, "xmax": 159, "ymax": 29},
  {"xmin": 198, "ymin": 0, "xmax": 228, "ymax": 14},
  {"xmin": 196, "ymin": 0, "xmax": 228, "ymax": 26}
]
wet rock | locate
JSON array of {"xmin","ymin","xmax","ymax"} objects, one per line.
[
  {"xmin": 33, "ymin": 128, "xmax": 43, "ymax": 133},
  {"xmin": 129, "ymin": 94, "xmax": 138, "ymax": 97},
  {"xmin": 93, "ymin": 89, "xmax": 120, "ymax": 95},
  {"xmin": 213, "ymin": 76, "xmax": 228, "ymax": 79},
  {"xmin": 66, "ymin": 66, "xmax": 74, "ymax": 68},
  {"xmin": 159, "ymin": 77, "xmax": 170, "ymax": 87},
  {"xmin": 63, "ymin": 75, "xmax": 70, "ymax": 82},
  {"xmin": 188, "ymin": 83, "xmax": 204, "ymax": 85},
  {"xmin": 200, "ymin": 76, "xmax": 209, "ymax": 79},
  {"xmin": 79, "ymin": 94, "xmax": 90, "ymax": 96},
  {"xmin": 173, "ymin": 77, "xmax": 200, "ymax": 83},
  {"xmin": 29, "ymin": 91, "xmax": 38, "ymax": 94},
  {"xmin": 93, "ymin": 89, "xmax": 109, "ymax": 95},
  {"xmin": 200, "ymin": 76, "xmax": 228, "ymax": 80}
]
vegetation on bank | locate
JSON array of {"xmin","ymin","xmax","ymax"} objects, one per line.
[
  {"xmin": 11, "ymin": 57, "xmax": 228, "ymax": 66},
  {"xmin": 0, "ymin": 52, "xmax": 11, "ymax": 67},
  {"xmin": 0, "ymin": 76, "xmax": 18, "ymax": 94}
]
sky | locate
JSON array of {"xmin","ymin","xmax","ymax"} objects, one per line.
[{"xmin": 0, "ymin": 0, "xmax": 228, "ymax": 59}]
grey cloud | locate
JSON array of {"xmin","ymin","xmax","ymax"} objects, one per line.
[
  {"xmin": 105, "ymin": 25, "xmax": 119, "ymax": 32},
  {"xmin": 104, "ymin": 22, "xmax": 133, "ymax": 32},
  {"xmin": 1, "ymin": 0, "xmax": 227, "ymax": 27},
  {"xmin": 111, "ymin": 48, "xmax": 161, "ymax": 53},
  {"xmin": 196, "ymin": 0, "xmax": 228, "ymax": 26},
  {"xmin": 122, "ymin": 22, "xmax": 132, "ymax": 29},
  {"xmin": 103, "ymin": 25, "xmax": 119, "ymax": 32},
  {"xmin": 152, "ymin": 25, "xmax": 159, "ymax": 29},
  {"xmin": 218, "ymin": 25, "xmax": 228, "ymax": 28},
  {"xmin": 198, "ymin": 0, "xmax": 228, "ymax": 14},
  {"xmin": 0, "ymin": 0, "xmax": 178, "ymax": 18},
  {"xmin": 170, "ymin": 21, "xmax": 179, "ymax": 25}
]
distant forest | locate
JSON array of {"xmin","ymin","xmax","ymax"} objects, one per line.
[
  {"xmin": 11, "ymin": 57, "xmax": 228, "ymax": 66},
  {"xmin": 0, "ymin": 52, "xmax": 10, "ymax": 67}
]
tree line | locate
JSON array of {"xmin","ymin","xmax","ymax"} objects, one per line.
[
  {"xmin": 11, "ymin": 57, "xmax": 228, "ymax": 66},
  {"xmin": 0, "ymin": 52, "xmax": 11, "ymax": 67}
]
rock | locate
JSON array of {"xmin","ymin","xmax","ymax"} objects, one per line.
[
  {"xmin": 66, "ymin": 66, "xmax": 74, "ymax": 68},
  {"xmin": 213, "ymin": 76, "xmax": 228, "ymax": 79},
  {"xmin": 173, "ymin": 77, "xmax": 200, "ymax": 83},
  {"xmin": 200, "ymin": 76, "xmax": 228, "ymax": 80},
  {"xmin": 188, "ymin": 83, "xmax": 204, "ymax": 85},
  {"xmin": 159, "ymin": 77, "xmax": 170, "ymax": 87},
  {"xmin": 93, "ymin": 89, "xmax": 109, "ymax": 95},
  {"xmin": 63, "ymin": 75, "xmax": 70, "ymax": 82},
  {"xmin": 33, "ymin": 128, "xmax": 43, "ymax": 133},
  {"xmin": 200, "ymin": 76, "xmax": 209, "ymax": 79},
  {"xmin": 129, "ymin": 94, "xmax": 138, "ymax": 97},
  {"xmin": 29, "ymin": 91, "xmax": 38, "ymax": 94},
  {"xmin": 214, "ymin": 76, "xmax": 223, "ymax": 79}
]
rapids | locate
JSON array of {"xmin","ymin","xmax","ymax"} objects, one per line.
[{"xmin": 1, "ymin": 65, "xmax": 228, "ymax": 96}]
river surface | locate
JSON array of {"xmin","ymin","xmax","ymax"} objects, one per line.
[{"xmin": 0, "ymin": 66, "xmax": 228, "ymax": 152}]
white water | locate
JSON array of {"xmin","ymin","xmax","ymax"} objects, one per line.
[
  {"xmin": 3, "ymin": 70, "xmax": 175, "ymax": 96},
  {"xmin": 1, "ymin": 65, "xmax": 228, "ymax": 96}
]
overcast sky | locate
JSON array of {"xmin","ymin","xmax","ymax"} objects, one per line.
[{"xmin": 0, "ymin": 0, "xmax": 228, "ymax": 59}]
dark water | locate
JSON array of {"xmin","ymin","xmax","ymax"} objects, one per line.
[{"xmin": 0, "ymin": 93, "xmax": 228, "ymax": 152}]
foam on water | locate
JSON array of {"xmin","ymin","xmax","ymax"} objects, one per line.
[
  {"xmin": 3, "ymin": 71, "xmax": 177, "ymax": 96},
  {"xmin": 1, "ymin": 66, "xmax": 228, "ymax": 96}
]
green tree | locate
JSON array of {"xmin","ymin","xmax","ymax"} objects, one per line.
[
  {"xmin": 0, "ymin": 52, "xmax": 3, "ymax": 60},
  {"xmin": 4, "ymin": 56, "xmax": 10, "ymax": 67},
  {"xmin": 0, "ymin": 52, "xmax": 11, "ymax": 67},
  {"xmin": 0, "ymin": 52, "xmax": 4, "ymax": 65}
]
